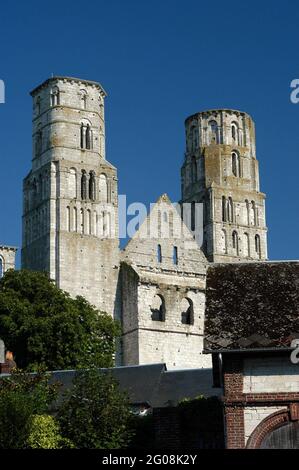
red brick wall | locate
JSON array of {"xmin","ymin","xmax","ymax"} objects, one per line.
[{"xmin": 223, "ymin": 355, "xmax": 245, "ymax": 448}]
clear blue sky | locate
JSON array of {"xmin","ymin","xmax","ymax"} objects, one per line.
[{"xmin": 1, "ymin": 0, "xmax": 299, "ymax": 264}]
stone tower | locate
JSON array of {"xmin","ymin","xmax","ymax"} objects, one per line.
[
  {"xmin": 22, "ymin": 76, "xmax": 119, "ymax": 315},
  {"xmin": 181, "ymin": 109, "xmax": 268, "ymax": 262}
]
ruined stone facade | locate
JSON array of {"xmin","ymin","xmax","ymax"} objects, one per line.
[
  {"xmin": 19, "ymin": 77, "xmax": 269, "ymax": 369},
  {"xmin": 181, "ymin": 109, "xmax": 267, "ymax": 262},
  {"xmin": 0, "ymin": 246, "xmax": 17, "ymax": 278},
  {"xmin": 120, "ymin": 194, "xmax": 211, "ymax": 369}
]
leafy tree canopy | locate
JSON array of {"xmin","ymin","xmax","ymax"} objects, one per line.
[
  {"xmin": 0, "ymin": 270, "xmax": 121, "ymax": 370},
  {"xmin": 58, "ymin": 369, "xmax": 133, "ymax": 449}
]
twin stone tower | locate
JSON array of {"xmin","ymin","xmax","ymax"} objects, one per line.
[{"xmin": 21, "ymin": 76, "xmax": 267, "ymax": 369}]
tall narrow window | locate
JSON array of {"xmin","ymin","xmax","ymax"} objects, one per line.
[
  {"xmin": 228, "ymin": 197, "xmax": 234, "ymax": 223},
  {"xmin": 232, "ymin": 151, "xmax": 241, "ymax": 177},
  {"xmin": 86, "ymin": 209, "xmax": 91, "ymax": 235},
  {"xmin": 73, "ymin": 207, "xmax": 77, "ymax": 232},
  {"xmin": 80, "ymin": 122, "xmax": 92, "ymax": 149},
  {"xmin": 232, "ymin": 230, "xmax": 239, "ymax": 255},
  {"xmin": 191, "ymin": 156, "xmax": 197, "ymax": 183},
  {"xmin": 86, "ymin": 124, "xmax": 92, "ymax": 149},
  {"xmin": 231, "ymin": 122, "xmax": 239, "ymax": 144},
  {"xmin": 191, "ymin": 201, "xmax": 196, "ymax": 231},
  {"xmin": 255, "ymin": 234, "xmax": 261, "ymax": 259},
  {"xmin": 209, "ymin": 120, "xmax": 218, "ymax": 144},
  {"xmin": 157, "ymin": 244, "xmax": 162, "ymax": 263},
  {"xmin": 222, "ymin": 196, "xmax": 227, "ymax": 222},
  {"xmin": 50, "ymin": 87, "xmax": 60, "ymax": 107},
  {"xmin": 69, "ymin": 168, "xmax": 77, "ymax": 199},
  {"xmin": 89, "ymin": 171, "xmax": 96, "ymax": 201},
  {"xmin": 243, "ymin": 232, "xmax": 250, "ymax": 257},
  {"xmin": 250, "ymin": 201, "xmax": 257, "ymax": 226},
  {"xmin": 36, "ymin": 96, "xmax": 41, "ymax": 115},
  {"xmin": 80, "ymin": 209, "xmax": 84, "ymax": 234},
  {"xmin": 81, "ymin": 170, "xmax": 87, "ymax": 200},
  {"xmin": 99, "ymin": 174, "xmax": 108, "ymax": 202},
  {"xmin": 93, "ymin": 211, "xmax": 97, "ymax": 236},
  {"xmin": 221, "ymin": 229, "xmax": 227, "ymax": 254},
  {"xmin": 80, "ymin": 90, "xmax": 87, "ymax": 109},
  {"xmin": 245, "ymin": 199, "xmax": 250, "ymax": 225},
  {"xmin": 80, "ymin": 123, "xmax": 84, "ymax": 149},
  {"xmin": 173, "ymin": 246, "xmax": 178, "ymax": 265},
  {"xmin": 36, "ymin": 129, "xmax": 42, "ymax": 156},
  {"xmin": 66, "ymin": 206, "xmax": 70, "ymax": 232}
]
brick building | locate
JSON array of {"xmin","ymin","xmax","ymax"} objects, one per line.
[{"xmin": 204, "ymin": 262, "xmax": 299, "ymax": 448}]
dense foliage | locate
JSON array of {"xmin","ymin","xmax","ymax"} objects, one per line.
[
  {"xmin": 0, "ymin": 369, "xmax": 59, "ymax": 449},
  {"xmin": 0, "ymin": 270, "xmax": 121, "ymax": 370},
  {"xmin": 58, "ymin": 369, "xmax": 133, "ymax": 449},
  {"xmin": 178, "ymin": 395, "xmax": 224, "ymax": 448}
]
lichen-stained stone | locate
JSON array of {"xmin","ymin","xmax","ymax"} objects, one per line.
[{"xmin": 181, "ymin": 109, "xmax": 268, "ymax": 262}]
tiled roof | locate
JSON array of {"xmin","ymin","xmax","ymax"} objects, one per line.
[{"xmin": 204, "ymin": 262, "xmax": 299, "ymax": 352}]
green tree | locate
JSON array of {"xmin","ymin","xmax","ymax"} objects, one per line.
[
  {"xmin": 58, "ymin": 369, "xmax": 133, "ymax": 449},
  {"xmin": 0, "ymin": 369, "xmax": 59, "ymax": 449},
  {"xmin": 28, "ymin": 415, "xmax": 74, "ymax": 449},
  {"xmin": 0, "ymin": 270, "xmax": 121, "ymax": 370}
]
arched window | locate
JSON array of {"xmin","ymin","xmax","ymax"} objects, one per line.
[
  {"xmin": 191, "ymin": 201, "xmax": 196, "ymax": 231},
  {"xmin": 221, "ymin": 229, "xmax": 227, "ymax": 254},
  {"xmin": 222, "ymin": 196, "xmax": 227, "ymax": 222},
  {"xmin": 99, "ymin": 174, "xmax": 108, "ymax": 202},
  {"xmin": 35, "ymin": 129, "xmax": 42, "ymax": 156},
  {"xmin": 189, "ymin": 125, "xmax": 199, "ymax": 151},
  {"xmin": 181, "ymin": 298, "xmax": 194, "ymax": 325},
  {"xmin": 232, "ymin": 230, "xmax": 239, "ymax": 255},
  {"xmin": 50, "ymin": 87, "xmax": 60, "ymax": 107},
  {"xmin": 0, "ymin": 257, "xmax": 4, "ymax": 278},
  {"xmin": 66, "ymin": 206, "xmax": 71, "ymax": 232},
  {"xmin": 157, "ymin": 244, "xmax": 162, "ymax": 263},
  {"xmin": 69, "ymin": 168, "xmax": 77, "ymax": 199},
  {"xmin": 81, "ymin": 170, "xmax": 87, "ymax": 200},
  {"xmin": 250, "ymin": 201, "xmax": 257, "ymax": 226},
  {"xmin": 73, "ymin": 207, "xmax": 77, "ymax": 232},
  {"xmin": 245, "ymin": 199, "xmax": 250, "ymax": 225},
  {"xmin": 105, "ymin": 212, "xmax": 111, "ymax": 237},
  {"xmin": 191, "ymin": 156, "xmax": 197, "ymax": 183},
  {"xmin": 231, "ymin": 122, "xmax": 239, "ymax": 145},
  {"xmin": 228, "ymin": 197, "xmax": 234, "ymax": 223},
  {"xmin": 173, "ymin": 246, "xmax": 178, "ymax": 265},
  {"xmin": 151, "ymin": 294, "xmax": 165, "ymax": 322},
  {"xmin": 209, "ymin": 120, "xmax": 219, "ymax": 144},
  {"xmin": 80, "ymin": 123, "xmax": 84, "ymax": 149},
  {"xmin": 86, "ymin": 209, "xmax": 91, "ymax": 235},
  {"xmin": 80, "ymin": 89, "xmax": 87, "ymax": 110},
  {"xmin": 80, "ymin": 121, "xmax": 93, "ymax": 150},
  {"xmin": 86, "ymin": 124, "xmax": 92, "ymax": 149},
  {"xmin": 255, "ymin": 234, "xmax": 261, "ymax": 259},
  {"xmin": 232, "ymin": 151, "xmax": 241, "ymax": 177},
  {"xmin": 93, "ymin": 211, "xmax": 97, "ymax": 236},
  {"xmin": 89, "ymin": 171, "xmax": 96, "ymax": 201},
  {"xmin": 36, "ymin": 96, "xmax": 41, "ymax": 115},
  {"xmin": 80, "ymin": 208, "xmax": 84, "ymax": 234},
  {"xmin": 243, "ymin": 232, "xmax": 250, "ymax": 257}
]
